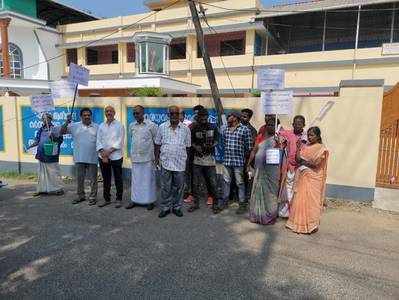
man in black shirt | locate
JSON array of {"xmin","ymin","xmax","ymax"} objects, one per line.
[{"xmin": 188, "ymin": 108, "xmax": 220, "ymax": 214}]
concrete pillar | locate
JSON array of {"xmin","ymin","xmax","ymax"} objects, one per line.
[
  {"xmin": 118, "ymin": 42, "xmax": 127, "ymax": 75},
  {"xmin": 0, "ymin": 18, "xmax": 11, "ymax": 78},
  {"xmin": 77, "ymin": 47, "xmax": 86, "ymax": 66},
  {"xmin": 245, "ymin": 29, "xmax": 256, "ymax": 55},
  {"xmin": 186, "ymin": 34, "xmax": 197, "ymax": 83}
]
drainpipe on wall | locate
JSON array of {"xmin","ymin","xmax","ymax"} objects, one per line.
[
  {"xmin": 390, "ymin": 3, "xmax": 396, "ymax": 43},
  {"xmin": 352, "ymin": 5, "xmax": 361, "ymax": 80}
]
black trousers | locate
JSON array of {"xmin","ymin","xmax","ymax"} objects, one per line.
[
  {"xmin": 192, "ymin": 165, "xmax": 218, "ymax": 207},
  {"xmin": 99, "ymin": 158, "xmax": 123, "ymax": 201}
]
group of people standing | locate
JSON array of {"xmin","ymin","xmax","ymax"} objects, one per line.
[{"xmin": 29, "ymin": 103, "xmax": 329, "ymax": 234}]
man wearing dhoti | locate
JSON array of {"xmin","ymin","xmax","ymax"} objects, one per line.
[
  {"xmin": 28, "ymin": 113, "xmax": 64, "ymax": 196},
  {"xmin": 126, "ymin": 105, "xmax": 158, "ymax": 210},
  {"xmin": 278, "ymin": 115, "xmax": 307, "ymax": 218}
]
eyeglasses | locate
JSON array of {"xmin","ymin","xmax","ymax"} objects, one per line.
[{"xmin": 133, "ymin": 112, "xmax": 141, "ymax": 115}]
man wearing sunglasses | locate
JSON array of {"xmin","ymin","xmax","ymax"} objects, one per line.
[{"xmin": 155, "ymin": 106, "xmax": 191, "ymax": 218}]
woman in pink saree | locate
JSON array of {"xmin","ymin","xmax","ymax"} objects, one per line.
[{"xmin": 286, "ymin": 127, "xmax": 329, "ymax": 234}]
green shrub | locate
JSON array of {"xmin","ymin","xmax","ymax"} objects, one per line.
[
  {"xmin": 250, "ymin": 89, "xmax": 261, "ymax": 97},
  {"xmin": 129, "ymin": 87, "xmax": 165, "ymax": 97}
]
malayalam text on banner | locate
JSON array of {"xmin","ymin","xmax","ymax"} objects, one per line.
[
  {"xmin": 261, "ymin": 90, "xmax": 293, "ymax": 115},
  {"xmin": 68, "ymin": 63, "xmax": 90, "ymax": 86},
  {"xmin": 257, "ymin": 68, "xmax": 285, "ymax": 90},
  {"xmin": 22, "ymin": 106, "xmax": 104, "ymax": 155}
]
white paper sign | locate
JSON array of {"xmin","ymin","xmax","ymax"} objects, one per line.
[
  {"xmin": 261, "ymin": 90, "xmax": 293, "ymax": 115},
  {"xmin": 266, "ymin": 149, "xmax": 281, "ymax": 165},
  {"xmin": 31, "ymin": 95, "xmax": 55, "ymax": 114},
  {"xmin": 27, "ymin": 146, "xmax": 37, "ymax": 156},
  {"xmin": 68, "ymin": 63, "xmax": 89, "ymax": 86},
  {"xmin": 257, "ymin": 68, "xmax": 285, "ymax": 90},
  {"xmin": 50, "ymin": 80, "xmax": 77, "ymax": 99}
]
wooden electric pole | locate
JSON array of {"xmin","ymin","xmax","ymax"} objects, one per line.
[{"xmin": 187, "ymin": 0, "xmax": 225, "ymax": 125}]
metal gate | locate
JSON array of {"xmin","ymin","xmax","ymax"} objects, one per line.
[{"xmin": 376, "ymin": 84, "xmax": 399, "ymax": 188}]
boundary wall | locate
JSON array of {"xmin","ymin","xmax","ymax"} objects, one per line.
[{"xmin": 0, "ymin": 79, "xmax": 384, "ymax": 201}]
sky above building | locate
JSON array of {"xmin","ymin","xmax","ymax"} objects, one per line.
[{"xmin": 59, "ymin": 0, "xmax": 297, "ymax": 18}]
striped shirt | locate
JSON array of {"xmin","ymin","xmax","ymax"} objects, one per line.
[{"xmin": 155, "ymin": 121, "xmax": 191, "ymax": 172}]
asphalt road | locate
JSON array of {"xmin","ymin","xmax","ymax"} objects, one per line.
[{"xmin": 0, "ymin": 180, "xmax": 398, "ymax": 299}]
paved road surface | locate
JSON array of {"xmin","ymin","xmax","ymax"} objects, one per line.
[{"xmin": 0, "ymin": 180, "xmax": 398, "ymax": 299}]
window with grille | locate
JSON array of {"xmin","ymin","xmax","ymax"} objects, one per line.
[{"xmin": 0, "ymin": 43, "xmax": 23, "ymax": 78}]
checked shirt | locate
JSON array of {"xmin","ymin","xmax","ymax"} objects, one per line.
[{"xmin": 222, "ymin": 124, "xmax": 253, "ymax": 167}]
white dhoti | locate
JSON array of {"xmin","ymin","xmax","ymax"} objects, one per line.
[
  {"xmin": 131, "ymin": 161, "xmax": 156, "ymax": 204},
  {"xmin": 37, "ymin": 162, "xmax": 63, "ymax": 193},
  {"xmin": 278, "ymin": 170, "xmax": 295, "ymax": 218}
]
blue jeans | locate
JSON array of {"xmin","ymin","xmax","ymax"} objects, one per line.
[
  {"xmin": 160, "ymin": 167, "xmax": 185, "ymax": 212},
  {"xmin": 221, "ymin": 166, "xmax": 246, "ymax": 206}
]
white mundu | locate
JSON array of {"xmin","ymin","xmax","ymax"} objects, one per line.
[{"xmin": 129, "ymin": 119, "xmax": 158, "ymax": 205}]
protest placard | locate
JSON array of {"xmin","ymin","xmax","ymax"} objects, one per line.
[
  {"xmin": 31, "ymin": 95, "xmax": 55, "ymax": 114},
  {"xmin": 68, "ymin": 63, "xmax": 89, "ymax": 86},
  {"xmin": 261, "ymin": 90, "xmax": 293, "ymax": 115},
  {"xmin": 257, "ymin": 68, "xmax": 285, "ymax": 90},
  {"xmin": 50, "ymin": 80, "xmax": 77, "ymax": 99}
]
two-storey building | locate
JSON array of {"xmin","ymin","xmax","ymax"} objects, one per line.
[{"xmin": 58, "ymin": 0, "xmax": 399, "ymax": 97}]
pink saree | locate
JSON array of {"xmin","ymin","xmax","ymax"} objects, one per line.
[{"xmin": 286, "ymin": 143, "xmax": 329, "ymax": 234}]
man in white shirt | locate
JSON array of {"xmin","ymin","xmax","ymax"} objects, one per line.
[
  {"xmin": 155, "ymin": 106, "xmax": 191, "ymax": 218},
  {"xmin": 61, "ymin": 108, "xmax": 99, "ymax": 205},
  {"xmin": 96, "ymin": 106, "xmax": 125, "ymax": 208},
  {"xmin": 126, "ymin": 105, "xmax": 158, "ymax": 210}
]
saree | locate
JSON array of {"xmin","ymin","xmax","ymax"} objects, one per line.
[
  {"xmin": 249, "ymin": 136, "xmax": 280, "ymax": 225},
  {"xmin": 286, "ymin": 143, "xmax": 329, "ymax": 234}
]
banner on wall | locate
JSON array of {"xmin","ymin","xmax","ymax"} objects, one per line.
[
  {"xmin": 125, "ymin": 107, "xmax": 232, "ymax": 160},
  {"xmin": 0, "ymin": 106, "xmax": 4, "ymax": 151},
  {"xmin": 21, "ymin": 106, "xmax": 104, "ymax": 155}
]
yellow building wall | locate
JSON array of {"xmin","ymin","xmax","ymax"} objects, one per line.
[
  {"xmin": 0, "ymin": 83, "xmax": 384, "ymax": 198},
  {"xmin": 57, "ymin": 0, "xmax": 399, "ymax": 92}
]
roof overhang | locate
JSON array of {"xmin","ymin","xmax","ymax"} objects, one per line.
[
  {"xmin": 0, "ymin": 78, "xmax": 50, "ymax": 96},
  {"xmin": 79, "ymin": 76, "xmax": 199, "ymax": 94},
  {"xmin": 0, "ymin": 10, "xmax": 47, "ymax": 28},
  {"xmin": 0, "ymin": 76, "xmax": 199, "ymax": 95}
]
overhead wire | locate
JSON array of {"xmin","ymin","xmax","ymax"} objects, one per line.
[
  {"xmin": 20, "ymin": 0, "xmax": 183, "ymax": 73},
  {"xmin": 199, "ymin": 4, "xmax": 237, "ymax": 96},
  {"xmin": 3, "ymin": 0, "xmax": 184, "ymax": 126}
]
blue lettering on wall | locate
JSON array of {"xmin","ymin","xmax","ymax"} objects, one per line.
[
  {"xmin": 21, "ymin": 106, "xmax": 104, "ymax": 155},
  {"xmin": 125, "ymin": 106, "xmax": 233, "ymax": 161}
]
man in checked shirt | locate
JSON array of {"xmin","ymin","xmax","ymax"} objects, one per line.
[
  {"xmin": 155, "ymin": 106, "xmax": 191, "ymax": 218},
  {"xmin": 221, "ymin": 111, "xmax": 253, "ymax": 214}
]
